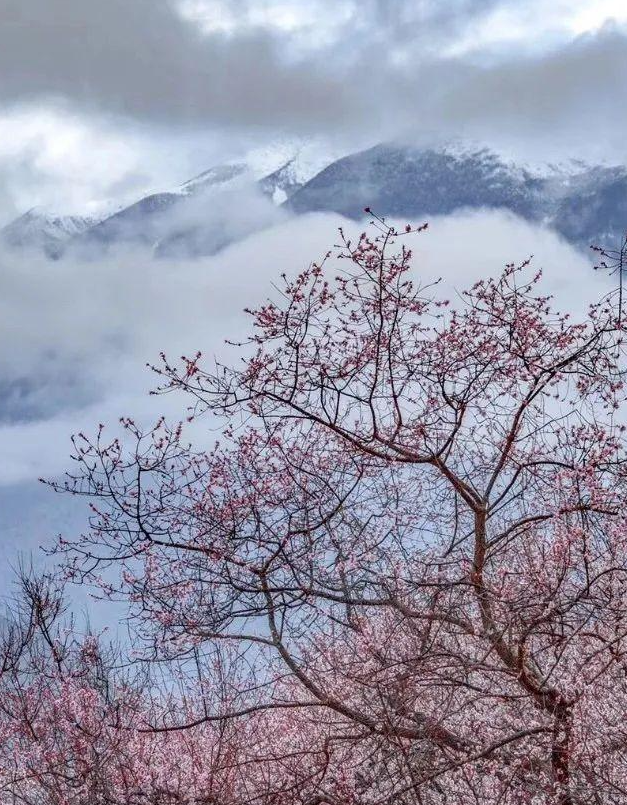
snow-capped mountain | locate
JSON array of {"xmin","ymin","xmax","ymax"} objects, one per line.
[
  {"xmin": 64, "ymin": 138, "xmax": 346, "ymax": 258},
  {"xmin": 3, "ymin": 140, "xmax": 627, "ymax": 260},
  {"xmin": 288, "ymin": 142, "xmax": 539, "ymax": 218},
  {"xmin": 177, "ymin": 163, "xmax": 250, "ymax": 196},
  {"xmin": 1, "ymin": 208, "xmax": 97, "ymax": 258},
  {"xmin": 286, "ymin": 142, "xmax": 627, "ymax": 252},
  {"xmin": 69, "ymin": 161, "xmax": 255, "ymax": 255},
  {"xmin": 548, "ymin": 165, "xmax": 627, "ymax": 249}
]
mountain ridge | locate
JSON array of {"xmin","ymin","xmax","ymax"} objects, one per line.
[{"xmin": 3, "ymin": 141, "xmax": 627, "ymax": 259}]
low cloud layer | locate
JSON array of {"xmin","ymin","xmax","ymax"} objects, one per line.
[
  {"xmin": 0, "ymin": 209, "xmax": 610, "ymax": 487},
  {"xmin": 0, "ymin": 207, "xmax": 613, "ymax": 596}
]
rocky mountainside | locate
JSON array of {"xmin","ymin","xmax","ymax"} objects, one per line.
[
  {"xmin": 288, "ymin": 144, "xmax": 541, "ymax": 219},
  {"xmin": 69, "ymin": 162, "xmax": 253, "ymax": 256},
  {"xmin": 548, "ymin": 166, "xmax": 627, "ymax": 249}
]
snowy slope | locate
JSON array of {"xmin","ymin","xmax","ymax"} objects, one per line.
[
  {"xmin": 1, "ymin": 208, "xmax": 97, "ymax": 258},
  {"xmin": 5, "ymin": 139, "xmax": 627, "ymax": 260},
  {"xmin": 287, "ymin": 141, "xmax": 627, "ymax": 251},
  {"xmin": 175, "ymin": 138, "xmax": 348, "ymax": 201},
  {"xmin": 67, "ymin": 138, "xmax": 346, "ymax": 258}
]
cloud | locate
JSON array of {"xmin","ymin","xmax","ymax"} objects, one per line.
[
  {"xmin": 0, "ymin": 0, "xmax": 352, "ymax": 130},
  {"xmin": 0, "ymin": 0, "xmax": 625, "ymax": 161},
  {"xmin": 0, "ymin": 105, "xmax": 243, "ymax": 225},
  {"xmin": 0, "ymin": 205, "xmax": 612, "ymax": 605},
  {"xmin": 67, "ymin": 177, "xmax": 287, "ymax": 259},
  {"xmin": 0, "ymin": 208, "xmax": 609, "ymax": 487},
  {"xmin": 401, "ymin": 26, "xmax": 627, "ymax": 162},
  {"xmin": 0, "ymin": 107, "xmax": 152, "ymax": 222}
]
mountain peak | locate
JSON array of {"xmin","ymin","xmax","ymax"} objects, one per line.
[
  {"xmin": 1, "ymin": 207, "xmax": 98, "ymax": 257},
  {"xmin": 4, "ymin": 138, "xmax": 627, "ymax": 261}
]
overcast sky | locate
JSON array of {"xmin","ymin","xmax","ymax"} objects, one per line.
[{"xmin": 0, "ymin": 0, "xmax": 627, "ymax": 219}]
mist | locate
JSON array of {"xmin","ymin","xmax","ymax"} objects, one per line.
[
  {"xmin": 0, "ymin": 199, "xmax": 613, "ymax": 639},
  {"xmin": 0, "ymin": 207, "xmax": 609, "ymax": 485}
]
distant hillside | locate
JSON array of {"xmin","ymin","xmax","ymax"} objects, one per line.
[
  {"xmin": 3, "ymin": 141, "xmax": 627, "ymax": 260},
  {"xmin": 287, "ymin": 143, "xmax": 627, "ymax": 252}
]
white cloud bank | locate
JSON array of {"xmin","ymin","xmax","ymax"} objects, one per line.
[{"xmin": 0, "ymin": 209, "xmax": 610, "ymax": 487}]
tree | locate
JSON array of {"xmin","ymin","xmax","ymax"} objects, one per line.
[
  {"xmin": 0, "ymin": 576, "xmax": 266, "ymax": 805},
  {"xmin": 52, "ymin": 219, "xmax": 627, "ymax": 804}
]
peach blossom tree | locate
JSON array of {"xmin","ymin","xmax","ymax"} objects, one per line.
[{"xmin": 51, "ymin": 219, "xmax": 627, "ymax": 804}]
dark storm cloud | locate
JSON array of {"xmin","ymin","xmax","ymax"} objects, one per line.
[
  {"xmin": 0, "ymin": 0, "xmax": 356, "ymax": 129},
  {"xmin": 0, "ymin": 0, "xmax": 625, "ymax": 155}
]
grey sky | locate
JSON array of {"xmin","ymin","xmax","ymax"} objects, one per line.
[
  {"xmin": 0, "ymin": 0, "xmax": 626, "ymax": 216},
  {"xmin": 0, "ymin": 0, "xmax": 350, "ymax": 127},
  {"xmin": 0, "ymin": 0, "xmax": 624, "ymax": 132}
]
